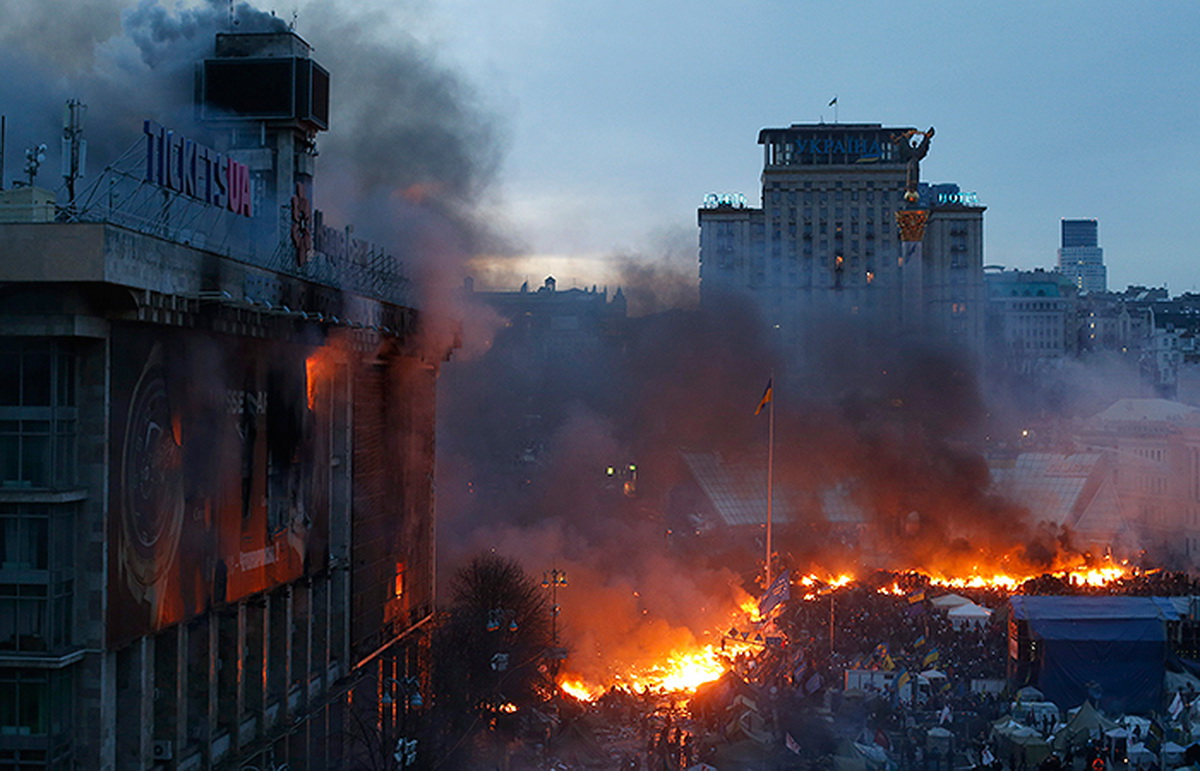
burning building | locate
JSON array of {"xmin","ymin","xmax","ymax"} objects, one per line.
[{"xmin": 0, "ymin": 29, "xmax": 444, "ymax": 770}]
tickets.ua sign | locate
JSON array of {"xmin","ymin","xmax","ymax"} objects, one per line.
[{"xmin": 143, "ymin": 120, "xmax": 253, "ymax": 218}]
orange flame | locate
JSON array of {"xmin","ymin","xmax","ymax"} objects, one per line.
[
  {"xmin": 739, "ymin": 596, "xmax": 762, "ymax": 623},
  {"xmin": 560, "ymin": 679, "xmax": 605, "ymax": 701},
  {"xmin": 556, "ymin": 558, "xmax": 1137, "ymax": 704},
  {"xmin": 561, "ymin": 645, "xmax": 728, "ymax": 701},
  {"xmin": 305, "ymin": 347, "xmax": 340, "ymax": 411}
]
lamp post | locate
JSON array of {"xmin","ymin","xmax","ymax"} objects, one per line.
[
  {"xmin": 382, "ymin": 676, "xmax": 422, "ymax": 770},
  {"xmin": 541, "ymin": 569, "xmax": 568, "ymax": 679}
]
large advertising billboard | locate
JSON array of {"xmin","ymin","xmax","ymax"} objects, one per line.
[{"xmin": 107, "ymin": 323, "xmax": 329, "ymax": 646}]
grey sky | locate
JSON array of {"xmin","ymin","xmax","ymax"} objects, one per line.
[
  {"xmin": 3, "ymin": 0, "xmax": 1196, "ymax": 296},
  {"xmin": 419, "ymin": 0, "xmax": 1199, "ymax": 293}
]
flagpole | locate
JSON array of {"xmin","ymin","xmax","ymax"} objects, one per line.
[{"xmin": 765, "ymin": 372, "xmax": 775, "ymax": 588}]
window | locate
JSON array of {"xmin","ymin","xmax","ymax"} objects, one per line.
[
  {"xmin": 0, "ymin": 505, "xmax": 74, "ymax": 653},
  {"xmin": 0, "ymin": 667, "xmax": 72, "ymax": 767},
  {"xmin": 0, "ymin": 670, "xmax": 48, "ymax": 736},
  {"xmin": 0, "ymin": 342, "xmax": 77, "ymax": 490}
]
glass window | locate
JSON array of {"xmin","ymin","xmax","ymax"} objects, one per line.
[
  {"xmin": 0, "ymin": 505, "xmax": 73, "ymax": 653},
  {"xmin": 0, "ymin": 350, "xmax": 17, "ymax": 406},
  {"xmin": 0, "ymin": 669, "xmax": 71, "ymax": 739},
  {"xmin": 0, "ymin": 342, "xmax": 77, "ymax": 490}
]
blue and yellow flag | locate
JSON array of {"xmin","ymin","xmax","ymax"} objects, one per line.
[
  {"xmin": 913, "ymin": 635, "xmax": 926, "ymax": 648},
  {"xmin": 755, "ymin": 379, "xmax": 774, "ymax": 415},
  {"xmin": 922, "ymin": 648, "xmax": 940, "ymax": 666}
]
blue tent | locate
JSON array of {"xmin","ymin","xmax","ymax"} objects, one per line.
[{"xmin": 1009, "ymin": 596, "xmax": 1178, "ymax": 714}]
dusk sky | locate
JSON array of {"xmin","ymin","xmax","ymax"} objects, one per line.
[
  {"xmin": 3, "ymin": 1, "xmax": 1197, "ymax": 297},
  {"xmin": 415, "ymin": 0, "xmax": 1199, "ymax": 295}
]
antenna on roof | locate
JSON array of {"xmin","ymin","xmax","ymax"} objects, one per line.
[{"xmin": 62, "ymin": 99, "xmax": 87, "ymax": 211}]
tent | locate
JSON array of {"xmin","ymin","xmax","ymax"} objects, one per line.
[
  {"xmin": 991, "ymin": 721, "xmax": 1050, "ymax": 768},
  {"xmin": 1009, "ymin": 596, "xmax": 1174, "ymax": 714},
  {"xmin": 948, "ymin": 601, "xmax": 992, "ymax": 629},
  {"xmin": 1009, "ymin": 731, "xmax": 1052, "ymax": 768},
  {"xmin": 1052, "ymin": 701, "xmax": 1119, "ymax": 754},
  {"xmin": 1126, "ymin": 742, "xmax": 1156, "ymax": 766},
  {"xmin": 926, "ymin": 726, "xmax": 953, "ymax": 753},
  {"xmin": 1011, "ymin": 700, "xmax": 1060, "ymax": 726},
  {"xmin": 1016, "ymin": 686, "xmax": 1045, "ymax": 702},
  {"xmin": 831, "ymin": 739, "xmax": 890, "ymax": 771},
  {"xmin": 1161, "ymin": 741, "xmax": 1187, "ymax": 766},
  {"xmin": 931, "ymin": 593, "xmax": 972, "ymax": 610}
]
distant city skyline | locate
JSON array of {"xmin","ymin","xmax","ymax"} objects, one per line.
[
  {"xmin": 420, "ymin": 0, "xmax": 1199, "ymax": 295},
  {"xmin": 1, "ymin": 1, "xmax": 1196, "ymax": 298}
]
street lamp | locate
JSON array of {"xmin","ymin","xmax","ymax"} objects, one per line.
[
  {"xmin": 381, "ymin": 676, "xmax": 422, "ymax": 708},
  {"xmin": 541, "ymin": 569, "xmax": 569, "ymax": 677},
  {"xmin": 382, "ymin": 676, "xmax": 422, "ymax": 769}
]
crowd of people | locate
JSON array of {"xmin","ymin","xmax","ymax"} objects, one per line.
[{"xmin": 541, "ymin": 570, "xmax": 1200, "ymax": 769}]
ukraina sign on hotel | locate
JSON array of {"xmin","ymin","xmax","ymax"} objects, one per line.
[{"xmin": 143, "ymin": 120, "xmax": 253, "ymax": 217}]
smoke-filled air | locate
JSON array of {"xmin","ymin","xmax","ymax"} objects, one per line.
[
  {"xmin": 0, "ymin": 0, "xmax": 1125, "ymax": 703},
  {"xmin": 7, "ymin": 0, "xmax": 1187, "ymax": 742}
]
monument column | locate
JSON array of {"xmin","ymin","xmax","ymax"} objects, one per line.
[
  {"xmin": 892, "ymin": 126, "xmax": 934, "ymax": 333},
  {"xmin": 897, "ymin": 209, "xmax": 930, "ymax": 332}
]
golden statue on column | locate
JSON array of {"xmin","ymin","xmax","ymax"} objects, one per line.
[{"xmin": 893, "ymin": 127, "xmax": 934, "ymax": 242}]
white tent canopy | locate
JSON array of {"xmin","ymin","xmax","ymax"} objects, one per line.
[
  {"xmin": 931, "ymin": 593, "xmax": 972, "ymax": 610},
  {"xmin": 947, "ymin": 601, "xmax": 992, "ymax": 628}
]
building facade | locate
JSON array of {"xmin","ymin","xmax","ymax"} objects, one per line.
[
  {"xmin": 1058, "ymin": 218, "xmax": 1106, "ymax": 294},
  {"xmin": 0, "ymin": 31, "xmax": 441, "ymax": 770},
  {"xmin": 1074, "ymin": 399, "xmax": 1200, "ymax": 570},
  {"xmin": 698, "ymin": 123, "xmax": 985, "ymax": 366},
  {"xmin": 983, "ymin": 267, "xmax": 1079, "ymax": 372}
]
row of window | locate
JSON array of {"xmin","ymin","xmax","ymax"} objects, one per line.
[
  {"xmin": 768, "ymin": 187, "xmax": 894, "ymax": 204},
  {"xmin": 770, "ymin": 208, "xmax": 895, "ymax": 223}
]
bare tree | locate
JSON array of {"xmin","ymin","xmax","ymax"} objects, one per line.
[{"xmin": 428, "ymin": 554, "xmax": 555, "ymax": 767}]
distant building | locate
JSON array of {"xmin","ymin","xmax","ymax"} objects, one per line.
[
  {"xmin": 1058, "ymin": 219, "xmax": 1106, "ymax": 294},
  {"xmin": 464, "ymin": 276, "xmax": 627, "ymax": 362},
  {"xmin": 988, "ymin": 452, "xmax": 1124, "ymax": 553},
  {"xmin": 1074, "ymin": 287, "xmax": 1200, "ymax": 397},
  {"xmin": 1074, "ymin": 398, "xmax": 1200, "ymax": 570},
  {"xmin": 698, "ymin": 123, "xmax": 985, "ymax": 366},
  {"xmin": 451, "ymin": 277, "xmax": 627, "ymax": 480},
  {"xmin": 983, "ymin": 267, "xmax": 1078, "ymax": 371}
]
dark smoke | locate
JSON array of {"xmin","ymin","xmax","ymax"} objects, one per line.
[
  {"xmin": 438, "ymin": 285, "xmax": 1088, "ymax": 682},
  {"xmin": 609, "ymin": 224, "xmax": 700, "ymax": 316},
  {"xmin": 0, "ymin": 1, "xmax": 291, "ymax": 180},
  {"xmin": 0, "ymin": 0, "xmax": 513, "ymax": 360}
]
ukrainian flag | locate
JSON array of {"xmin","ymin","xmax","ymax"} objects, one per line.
[{"xmin": 755, "ymin": 379, "xmax": 773, "ymax": 415}]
